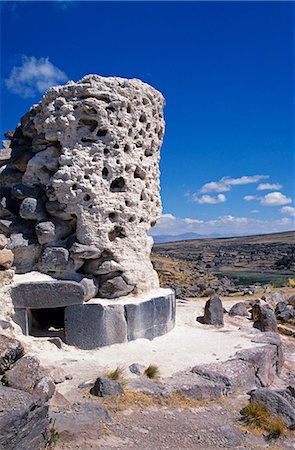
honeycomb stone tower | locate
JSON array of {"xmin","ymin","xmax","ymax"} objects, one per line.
[{"xmin": 0, "ymin": 75, "xmax": 176, "ymax": 348}]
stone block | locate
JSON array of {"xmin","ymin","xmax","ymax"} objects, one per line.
[
  {"xmin": 125, "ymin": 291, "xmax": 176, "ymax": 341},
  {"xmin": 64, "ymin": 303, "xmax": 127, "ymax": 349},
  {"xmin": 64, "ymin": 290, "xmax": 175, "ymax": 349},
  {"xmin": 11, "ymin": 280, "xmax": 84, "ymax": 309}
]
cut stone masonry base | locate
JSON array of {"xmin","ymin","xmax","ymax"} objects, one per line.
[{"xmin": 12, "ymin": 281, "xmax": 175, "ymax": 349}]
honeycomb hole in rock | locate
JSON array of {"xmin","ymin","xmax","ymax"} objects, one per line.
[
  {"xmin": 110, "ymin": 177, "xmax": 126, "ymax": 192},
  {"xmin": 28, "ymin": 308, "xmax": 65, "ymax": 340}
]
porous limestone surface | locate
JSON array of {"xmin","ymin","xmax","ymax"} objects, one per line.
[{"xmin": 0, "ymin": 75, "xmax": 165, "ymax": 298}]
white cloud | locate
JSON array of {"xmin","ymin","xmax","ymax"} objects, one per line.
[
  {"xmin": 257, "ymin": 183, "xmax": 283, "ymax": 191},
  {"xmin": 280, "ymin": 206, "xmax": 295, "ymax": 216},
  {"xmin": 161, "ymin": 213, "xmax": 176, "ymax": 220},
  {"xmin": 260, "ymin": 192, "xmax": 292, "ymax": 207},
  {"xmin": 199, "ymin": 181, "xmax": 231, "ymax": 193},
  {"xmin": 199, "ymin": 175, "xmax": 269, "ymax": 193},
  {"xmin": 5, "ymin": 56, "xmax": 67, "ymax": 98},
  {"xmin": 250, "ymin": 210, "xmax": 259, "ymax": 214},
  {"xmin": 193, "ymin": 194, "xmax": 226, "ymax": 204},
  {"xmin": 150, "ymin": 213, "xmax": 294, "ymax": 238},
  {"xmin": 244, "ymin": 195, "xmax": 257, "ymax": 201}
]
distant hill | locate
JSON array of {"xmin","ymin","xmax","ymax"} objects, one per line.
[
  {"xmin": 151, "ymin": 232, "xmax": 223, "ymax": 244},
  {"xmin": 153, "ymin": 230, "xmax": 295, "ymax": 275}
]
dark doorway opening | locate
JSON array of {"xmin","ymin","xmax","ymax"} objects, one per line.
[{"xmin": 28, "ymin": 307, "xmax": 65, "ymax": 341}]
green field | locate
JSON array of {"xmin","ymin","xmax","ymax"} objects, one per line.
[{"xmin": 215, "ymin": 271, "xmax": 292, "ymax": 288}]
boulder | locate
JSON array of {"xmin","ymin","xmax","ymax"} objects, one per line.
[
  {"xmin": 276, "ymin": 305, "xmax": 295, "ymax": 323},
  {"xmin": 203, "ymin": 295, "xmax": 224, "ymax": 326},
  {"xmin": 235, "ymin": 345, "xmax": 280, "ymax": 387},
  {"xmin": 246, "ymin": 387, "xmax": 295, "ymax": 429},
  {"xmin": 252, "ymin": 303, "xmax": 277, "ymax": 332},
  {"xmin": 266, "ymin": 291, "xmax": 286, "ymax": 306},
  {"xmin": 192, "ymin": 359, "xmax": 255, "ymax": 392},
  {"xmin": 228, "ymin": 302, "xmax": 249, "ymax": 317},
  {"xmin": 0, "ymin": 334, "xmax": 24, "ymax": 374},
  {"xmin": 90, "ymin": 377, "xmax": 124, "ymax": 397},
  {"xmin": 0, "ymin": 385, "xmax": 49, "ymax": 450},
  {"xmin": 275, "ymin": 301, "xmax": 287, "ymax": 314},
  {"xmin": 250, "ymin": 332, "xmax": 284, "ymax": 374},
  {"xmin": 169, "ymin": 371, "xmax": 225, "ymax": 400},
  {"xmin": 1, "ymin": 355, "xmax": 55, "ymax": 402}
]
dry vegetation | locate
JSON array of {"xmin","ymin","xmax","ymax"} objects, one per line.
[
  {"xmin": 97, "ymin": 390, "xmax": 216, "ymax": 414},
  {"xmin": 241, "ymin": 401, "xmax": 287, "ymax": 439}
]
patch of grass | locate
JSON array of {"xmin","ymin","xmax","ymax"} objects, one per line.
[
  {"xmin": 98, "ymin": 390, "xmax": 212, "ymax": 413},
  {"xmin": 288, "ymin": 278, "xmax": 295, "ymax": 288},
  {"xmin": 215, "ymin": 271, "xmax": 291, "ymax": 288},
  {"xmin": 105, "ymin": 365, "xmax": 128, "ymax": 387},
  {"xmin": 241, "ymin": 401, "xmax": 286, "ymax": 439},
  {"xmin": 105, "ymin": 366, "xmax": 125, "ymax": 381},
  {"xmin": 144, "ymin": 364, "xmax": 160, "ymax": 379},
  {"xmin": 45, "ymin": 418, "xmax": 60, "ymax": 448}
]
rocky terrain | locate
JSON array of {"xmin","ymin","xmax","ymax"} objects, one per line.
[
  {"xmin": 151, "ymin": 253, "xmax": 236, "ymax": 298},
  {"xmin": 153, "ymin": 231, "xmax": 295, "ymax": 288}
]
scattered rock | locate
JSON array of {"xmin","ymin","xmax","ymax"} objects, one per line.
[
  {"xmin": 90, "ymin": 377, "xmax": 124, "ymax": 397},
  {"xmin": 129, "ymin": 363, "xmax": 145, "ymax": 375},
  {"xmin": 203, "ymin": 295, "xmax": 224, "ymax": 326},
  {"xmin": 46, "ymin": 366, "xmax": 66, "ymax": 384}
]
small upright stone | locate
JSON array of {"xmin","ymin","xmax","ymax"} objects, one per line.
[{"xmin": 203, "ymin": 295, "xmax": 224, "ymax": 326}]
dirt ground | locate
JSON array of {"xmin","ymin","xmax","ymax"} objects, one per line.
[{"xmin": 40, "ymin": 288, "xmax": 295, "ymax": 450}]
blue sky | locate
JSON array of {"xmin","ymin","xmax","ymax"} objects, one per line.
[{"xmin": 1, "ymin": 1, "xmax": 294, "ymax": 236}]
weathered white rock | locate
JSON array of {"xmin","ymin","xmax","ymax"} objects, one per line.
[{"xmin": 1, "ymin": 75, "xmax": 165, "ymax": 297}]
